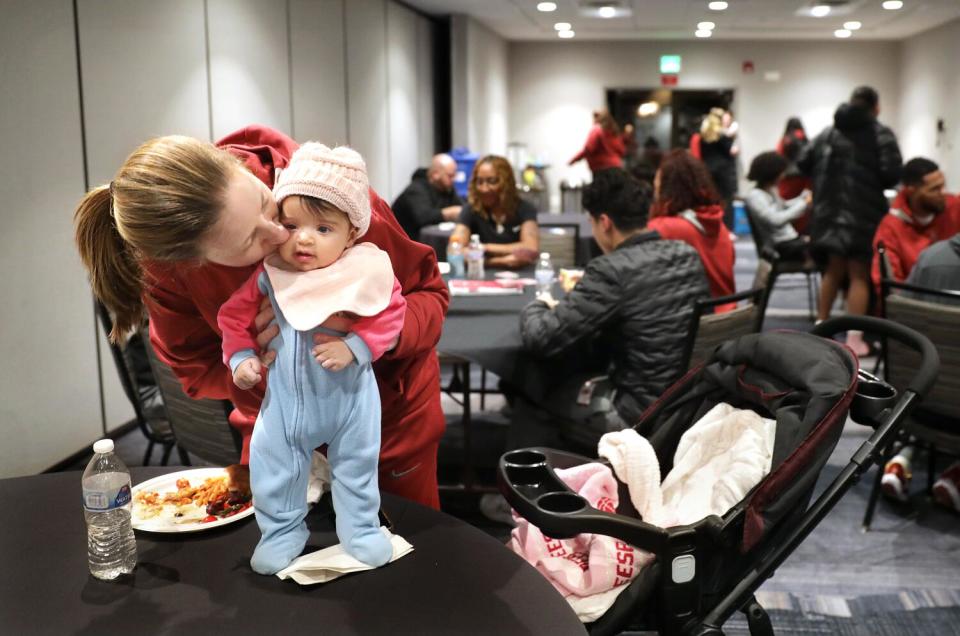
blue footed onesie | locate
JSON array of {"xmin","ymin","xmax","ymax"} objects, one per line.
[{"xmin": 228, "ymin": 270, "xmax": 393, "ymax": 575}]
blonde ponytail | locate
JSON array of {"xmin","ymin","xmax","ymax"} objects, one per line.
[
  {"xmin": 74, "ymin": 135, "xmax": 240, "ymax": 343},
  {"xmin": 74, "ymin": 184, "xmax": 144, "ymax": 342}
]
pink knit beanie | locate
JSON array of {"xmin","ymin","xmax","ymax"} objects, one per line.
[{"xmin": 273, "ymin": 143, "xmax": 371, "ymax": 237}]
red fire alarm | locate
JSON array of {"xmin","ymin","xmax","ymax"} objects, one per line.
[
  {"xmin": 661, "ymin": 74, "xmax": 678, "ymax": 86},
  {"xmin": 742, "ymin": 60, "xmax": 755, "ymax": 74}
]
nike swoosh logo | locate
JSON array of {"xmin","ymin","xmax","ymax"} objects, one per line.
[{"xmin": 389, "ymin": 463, "xmax": 421, "ymax": 479}]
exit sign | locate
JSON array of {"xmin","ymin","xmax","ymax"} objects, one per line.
[{"xmin": 660, "ymin": 55, "xmax": 682, "ymax": 74}]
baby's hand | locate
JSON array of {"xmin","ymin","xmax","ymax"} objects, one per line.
[
  {"xmin": 314, "ymin": 339, "xmax": 355, "ymax": 371},
  {"xmin": 233, "ymin": 357, "xmax": 263, "ymax": 390}
]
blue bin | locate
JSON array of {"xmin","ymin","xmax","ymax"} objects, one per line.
[
  {"xmin": 733, "ymin": 200, "xmax": 750, "ymax": 236},
  {"xmin": 449, "ymin": 147, "xmax": 479, "ymax": 199}
]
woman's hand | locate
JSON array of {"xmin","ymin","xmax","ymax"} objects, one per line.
[{"xmin": 254, "ymin": 296, "xmax": 278, "ymax": 366}]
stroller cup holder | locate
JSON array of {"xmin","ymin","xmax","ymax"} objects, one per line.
[
  {"xmin": 850, "ymin": 369, "xmax": 898, "ymax": 428},
  {"xmin": 499, "ymin": 448, "xmax": 670, "ymax": 548}
]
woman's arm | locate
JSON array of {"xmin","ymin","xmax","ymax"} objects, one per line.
[
  {"xmin": 448, "ymin": 223, "xmax": 472, "ymax": 249},
  {"xmin": 217, "ymin": 265, "xmax": 268, "ymax": 366},
  {"xmin": 744, "ymin": 189, "xmax": 808, "ymax": 229},
  {"xmin": 485, "ymin": 220, "xmax": 540, "ymax": 268}
]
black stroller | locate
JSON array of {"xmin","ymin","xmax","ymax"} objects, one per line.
[{"xmin": 498, "ymin": 317, "xmax": 939, "ymax": 636}]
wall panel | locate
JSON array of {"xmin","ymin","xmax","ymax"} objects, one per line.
[
  {"xmin": 208, "ymin": 0, "xmax": 292, "ymax": 140},
  {"xmin": 0, "ymin": 0, "xmax": 99, "ymax": 477}
]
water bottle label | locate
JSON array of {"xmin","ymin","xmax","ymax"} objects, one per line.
[
  {"xmin": 536, "ymin": 270, "xmax": 553, "ymax": 285},
  {"xmin": 83, "ymin": 484, "xmax": 131, "ymax": 511}
]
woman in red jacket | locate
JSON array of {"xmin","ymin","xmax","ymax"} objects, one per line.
[
  {"xmin": 74, "ymin": 125, "xmax": 448, "ymax": 509},
  {"xmin": 569, "ymin": 110, "xmax": 634, "ymax": 174},
  {"xmin": 648, "ymin": 150, "xmax": 736, "ymax": 310}
]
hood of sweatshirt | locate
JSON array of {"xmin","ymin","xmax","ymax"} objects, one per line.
[
  {"xmin": 690, "ymin": 204, "xmax": 726, "ymax": 237},
  {"xmin": 833, "ymin": 102, "xmax": 874, "ymax": 132}
]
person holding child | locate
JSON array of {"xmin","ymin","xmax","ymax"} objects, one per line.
[
  {"xmin": 74, "ymin": 125, "xmax": 448, "ymax": 511},
  {"xmin": 217, "ymin": 143, "xmax": 401, "ymax": 574}
]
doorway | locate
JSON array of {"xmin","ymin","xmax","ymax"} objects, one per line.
[{"xmin": 606, "ymin": 87, "xmax": 735, "ymax": 156}]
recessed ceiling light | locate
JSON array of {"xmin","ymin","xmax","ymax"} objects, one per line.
[
  {"xmin": 598, "ymin": 6, "xmax": 616, "ymax": 18},
  {"xmin": 695, "ymin": 29, "xmax": 713, "ymax": 38},
  {"xmin": 811, "ymin": 4, "xmax": 831, "ymax": 17},
  {"xmin": 554, "ymin": 22, "xmax": 571, "ymax": 30},
  {"xmin": 882, "ymin": 0, "xmax": 903, "ymax": 9},
  {"xmin": 708, "ymin": 1, "xmax": 728, "ymax": 10},
  {"xmin": 834, "ymin": 28, "xmax": 852, "ymax": 38},
  {"xmin": 558, "ymin": 29, "xmax": 575, "ymax": 38},
  {"xmin": 844, "ymin": 21, "xmax": 862, "ymax": 30},
  {"xmin": 698, "ymin": 21, "xmax": 716, "ymax": 30},
  {"xmin": 536, "ymin": 2, "xmax": 557, "ymax": 12}
]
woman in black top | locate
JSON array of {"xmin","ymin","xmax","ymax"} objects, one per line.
[{"xmin": 449, "ymin": 155, "xmax": 539, "ymax": 268}]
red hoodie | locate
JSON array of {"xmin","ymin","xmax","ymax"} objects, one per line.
[
  {"xmin": 872, "ymin": 191, "xmax": 960, "ymax": 289},
  {"xmin": 569, "ymin": 124, "xmax": 627, "ymax": 172},
  {"xmin": 143, "ymin": 125, "xmax": 449, "ymax": 508},
  {"xmin": 648, "ymin": 204, "xmax": 736, "ymax": 309}
]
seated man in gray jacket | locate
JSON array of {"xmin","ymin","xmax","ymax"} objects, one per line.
[{"xmin": 511, "ymin": 168, "xmax": 711, "ymax": 454}]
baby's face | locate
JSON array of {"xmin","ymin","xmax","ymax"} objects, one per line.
[{"xmin": 278, "ymin": 196, "xmax": 356, "ymax": 271}]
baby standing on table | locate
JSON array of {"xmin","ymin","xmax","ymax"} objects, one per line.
[{"xmin": 218, "ymin": 143, "xmax": 405, "ymax": 575}]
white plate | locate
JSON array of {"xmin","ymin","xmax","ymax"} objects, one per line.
[{"xmin": 131, "ymin": 468, "xmax": 254, "ymax": 533}]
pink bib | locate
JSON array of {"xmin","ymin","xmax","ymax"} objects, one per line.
[{"xmin": 264, "ymin": 242, "xmax": 393, "ymax": 332}]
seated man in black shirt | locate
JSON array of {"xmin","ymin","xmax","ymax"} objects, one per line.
[{"xmin": 391, "ymin": 153, "xmax": 463, "ymax": 239}]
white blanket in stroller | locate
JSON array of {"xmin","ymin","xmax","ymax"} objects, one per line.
[{"xmin": 509, "ymin": 403, "xmax": 776, "ymax": 622}]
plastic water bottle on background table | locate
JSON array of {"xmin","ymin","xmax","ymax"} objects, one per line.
[
  {"xmin": 535, "ymin": 252, "xmax": 555, "ymax": 297},
  {"xmin": 466, "ymin": 234, "xmax": 485, "ymax": 280},
  {"xmin": 82, "ymin": 439, "xmax": 137, "ymax": 580},
  {"xmin": 448, "ymin": 238, "xmax": 466, "ymax": 278}
]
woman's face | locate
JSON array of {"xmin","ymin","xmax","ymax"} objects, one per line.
[
  {"xmin": 201, "ymin": 168, "xmax": 288, "ymax": 267},
  {"xmin": 474, "ymin": 162, "xmax": 502, "ymax": 209}
]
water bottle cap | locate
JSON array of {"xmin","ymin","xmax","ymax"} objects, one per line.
[
  {"xmin": 540, "ymin": 252, "xmax": 550, "ymax": 259},
  {"xmin": 93, "ymin": 439, "xmax": 114, "ymax": 454}
]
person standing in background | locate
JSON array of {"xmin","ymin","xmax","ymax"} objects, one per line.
[
  {"xmin": 691, "ymin": 108, "xmax": 739, "ymax": 233},
  {"xmin": 569, "ymin": 109, "xmax": 634, "ymax": 174},
  {"xmin": 391, "ymin": 153, "xmax": 463, "ymax": 240},
  {"xmin": 776, "ymin": 117, "xmax": 813, "ymax": 233},
  {"xmin": 798, "ymin": 86, "xmax": 902, "ymax": 356}
]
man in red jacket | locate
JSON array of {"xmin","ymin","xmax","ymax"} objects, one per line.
[
  {"xmin": 144, "ymin": 125, "xmax": 448, "ymax": 509},
  {"xmin": 871, "ymin": 157, "xmax": 958, "ymax": 289}
]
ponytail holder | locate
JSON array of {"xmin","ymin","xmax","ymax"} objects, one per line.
[{"xmin": 108, "ymin": 181, "xmax": 116, "ymax": 218}]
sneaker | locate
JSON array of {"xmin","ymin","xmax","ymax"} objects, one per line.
[
  {"xmin": 479, "ymin": 493, "xmax": 516, "ymax": 527},
  {"xmin": 932, "ymin": 463, "xmax": 960, "ymax": 513},
  {"xmin": 881, "ymin": 455, "xmax": 911, "ymax": 502}
]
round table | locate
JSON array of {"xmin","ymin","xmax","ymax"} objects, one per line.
[
  {"xmin": 0, "ymin": 468, "xmax": 586, "ymax": 635},
  {"xmin": 418, "ymin": 212, "xmax": 599, "ymax": 265}
]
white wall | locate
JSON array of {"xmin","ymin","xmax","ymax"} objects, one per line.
[
  {"xmin": 0, "ymin": 0, "xmax": 437, "ymax": 477},
  {"xmin": 508, "ymin": 40, "xmax": 901, "ymax": 210},
  {"xmin": 0, "ymin": 0, "xmax": 101, "ymax": 477},
  {"xmin": 898, "ymin": 18, "xmax": 960, "ymax": 184},
  {"xmin": 451, "ymin": 15, "xmax": 509, "ymax": 156}
]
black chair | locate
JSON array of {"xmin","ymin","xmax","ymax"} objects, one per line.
[
  {"xmin": 861, "ymin": 277, "xmax": 960, "ymax": 530},
  {"xmin": 744, "ymin": 204, "xmax": 818, "ymax": 321},
  {"xmin": 142, "ymin": 335, "xmax": 243, "ymax": 467},
  {"xmin": 94, "ymin": 301, "xmax": 187, "ymax": 466},
  {"xmin": 680, "ymin": 287, "xmax": 766, "ymax": 371}
]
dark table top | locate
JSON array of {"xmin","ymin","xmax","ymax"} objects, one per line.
[
  {"xmin": 0, "ymin": 467, "xmax": 586, "ymax": 635},
  {"xmin": 419, "ymin": 212, "xmax": 599, "ymax": 265}
]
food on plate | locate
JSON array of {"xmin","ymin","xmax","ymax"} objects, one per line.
[
  {"xmin": 133, "ymin": 475, "xmax": 252, "ymax": 525},
  {"xmin": 559, "ymin": 268, "xmax": 584, "ymax": 293}
]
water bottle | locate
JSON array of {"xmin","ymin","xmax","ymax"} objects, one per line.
[
  {"xmin": 466, "ymin": 234, "xmax": 485, "ymax": 280},
  {"xmin": 535, "ymin": 252, "xmax": 555, "ymax": 297},
  {"xmin": 448, "ymin": 239, "xmax": 466, "ymax": 278},
  {"xmin": 82, "ymin": 439, "xmax": 137, "ymax": 580}
]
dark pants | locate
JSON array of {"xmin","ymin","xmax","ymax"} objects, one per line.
[{"xmin": 507, "ymin": 373, "xmax": 628, "ymax": 455}]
